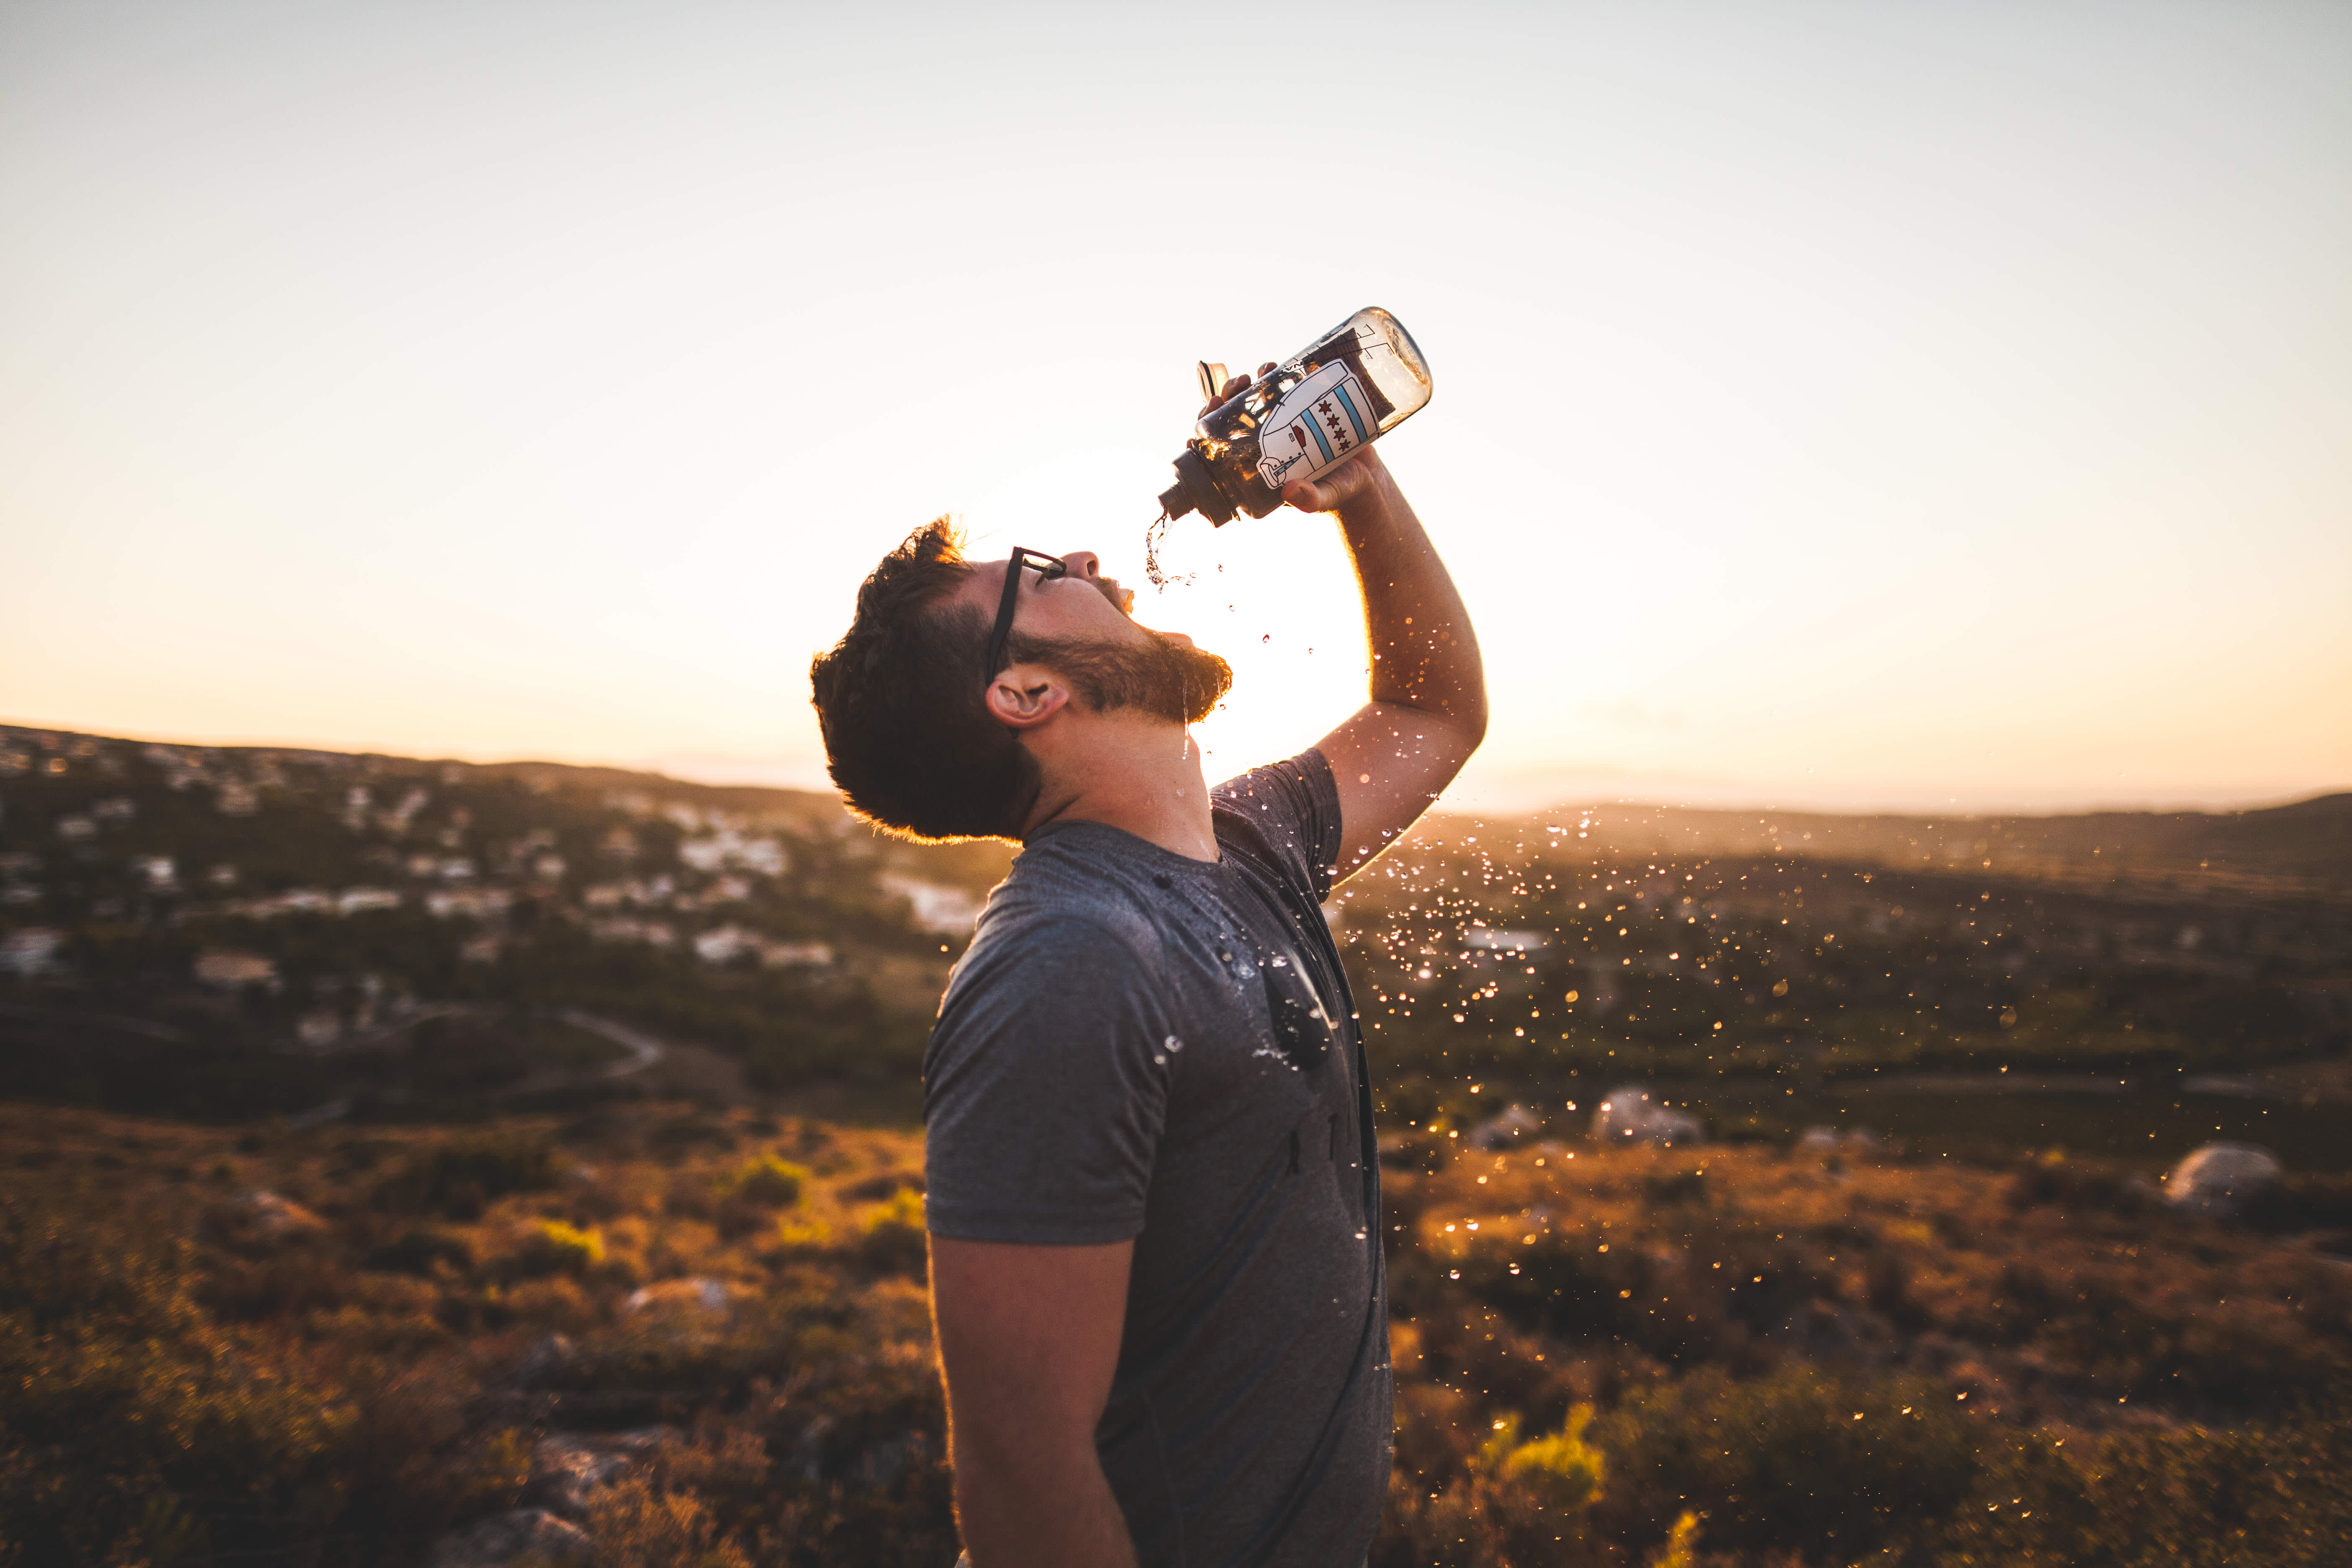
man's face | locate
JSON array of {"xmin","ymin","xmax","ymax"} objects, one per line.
[
  {"xmin": 961, "ymin": 549, "xmax": 1231, "ymax": 725},
  {"xmin": 957, "ymin": 550, "xmax": 1175, "ymax": 648}
]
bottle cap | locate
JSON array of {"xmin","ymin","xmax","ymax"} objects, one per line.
[{"xmin": 1160, "ymin": 448, "xmax": 1236, "ymax": 527}]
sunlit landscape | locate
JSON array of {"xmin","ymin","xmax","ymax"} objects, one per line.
[
  {"xmin": 4, "ymin": 726, "xmax": 2347, "ymax": 1564},
  {"xmin": 6, "ymin": 2, "xmax": 2350, "ymax": 1564}
]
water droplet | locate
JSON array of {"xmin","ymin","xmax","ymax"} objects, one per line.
[{"xmin": 1164, "ymin": 1034, "xmax": 1183, "ymax": 1052}]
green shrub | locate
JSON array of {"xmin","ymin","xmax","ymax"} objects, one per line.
[
  {"xmin": 1594, "ymin": 1365, "xmax": 1978, "ymax": 1560},
  {"xmin": 1908, "ymin": 1411, "xmax": 2352, "ymax": 1566},
  {"xmin": 0, "ymin": 1190, "xmax": 349, "ymax": 1565},
  {"xmin": 858, "ymin": 1188, "xmax": 927, "ymax": 1276},
  {"xmin": 724, "ymin": 1153, "xmax": 809, "ymax": 1209},
  {"xmin": 376, "ymin": 1135, "xmax": 555, "ymax": 1219},
  {"xmin": 517, "ymin": 1220, "xmax": 604, "ymax": 1278},
  {"xmin": 1485, "ymin": 1406, "xmax": 1606, "ymax": 1514},
  {"xmin": 363, "ymin": 1225, "xmax": 475, "ymax": 1277},
  {"xmin": 1646, "ymin": 1511, "xmax": 1701, "ymax": 1568}
]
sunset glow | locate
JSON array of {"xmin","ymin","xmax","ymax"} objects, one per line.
[{"xmin": 3, "ymin": 3, "xmax": 2345, "ymax": 812}]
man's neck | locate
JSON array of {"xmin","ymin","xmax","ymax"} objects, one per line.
[{"xmin": 1023, "ymin": 715, "xmax": 1218, "ymax": 861}]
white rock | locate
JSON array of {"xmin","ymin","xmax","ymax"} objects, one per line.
[
  {"xmin": 623, "ymin": 1276, "xmax": 738, "ymax": 1315},
  {"xmin": 428, "ymin": 1509, "xmax": 590, "ymax": 1568},
  {"xmin": 1467, "ymin": 1103, "xmax": 1544, "ymax": 1150},
  {"xmin": 2165, "ymin": 1142, "xmax": 2282, "ymax": 1219},
  {"xmin": 1592, "ymin": 1086, "xmax": 1705, "ymax": 1147}
]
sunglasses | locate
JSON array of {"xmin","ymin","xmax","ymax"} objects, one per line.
[{"xmin": 984, "ymin": 547, "xmax": 1068, "ymax": 681}]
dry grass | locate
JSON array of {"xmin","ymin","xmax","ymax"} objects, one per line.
[{"xmin": 4, "ymin": 1103, "xmax": 2347, "ymax": 1567}]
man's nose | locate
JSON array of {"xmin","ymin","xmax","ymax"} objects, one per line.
[{"xmin": 1060, "ymin": 551, "xmax": 1101, "ymax": 579}]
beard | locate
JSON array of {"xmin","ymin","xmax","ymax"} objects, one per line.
[{"xmin": 1009, "ymin": 627, "xmax": 1233, "ymax": 726}]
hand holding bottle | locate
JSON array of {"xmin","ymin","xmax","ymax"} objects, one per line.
[
  {"xmin": 1158, "ymin": 307, "xmax": 1432, "ymax": 527},
  {"xmin": 1199, "ymin": 361, "xmax": 1390, "ymax": 518}
]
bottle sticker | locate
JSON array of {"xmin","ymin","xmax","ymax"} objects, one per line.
[{"xmin": 1256, "ymin": 360, "xmax": 1378, "ymax": 491}]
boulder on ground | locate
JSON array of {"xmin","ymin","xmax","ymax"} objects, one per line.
[
  {"xmin": 1591, "ymin": 1086, "xmax": 1704, "ymax": 1147},
  {"xmin": 1467, "ymin": 1103, "xmax": 1543, "ymax": 1150},
  {"xmin": 201, "ymin": 1189, "xmax": 325, "ymax": 1248},
  {"xmin": 428, "ymin": 1508, "xmax": 590, "ymax": 1568},
  {"xmin": 622, "ymin": 1276, "xmax": 740, "ymax": 1315},
  {"xmin": 2165, "ymin": 1142, "xmax": 2282, "ymax": 1219},
  {"xmin": 528, "ymin": 1427, "xmax": 674, "ymax": 1517}
]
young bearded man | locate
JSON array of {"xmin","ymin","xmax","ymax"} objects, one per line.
[{"xmin": 808, "ymin": 371, "xmax": 1484, "ymax": 1568}]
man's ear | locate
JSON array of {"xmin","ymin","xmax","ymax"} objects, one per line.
[{"xmin": 984, "ymin": 664, "xmax": 1072, "ymax": 731}]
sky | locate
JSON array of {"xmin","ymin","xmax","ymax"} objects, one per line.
[{"xmin": 3, "ymin": 1, "xmax": 2346, "ymax": 815}]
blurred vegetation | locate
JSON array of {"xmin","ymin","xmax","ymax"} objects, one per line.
[
  {"xmin": 6, "ymin": 735, "xmax": 2346, "ymax": 1173},
  {"xmin": 5, "ymin": 734, "xmax": 2349, "ymax": 1562},
  {"xmin": 5, "ymin": 1101, "xmax": 2348, "ymax": 1566}
]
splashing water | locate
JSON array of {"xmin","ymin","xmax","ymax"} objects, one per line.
[{"xmin": 1143, "ymin": 510, "xmax": 1194, "ymax": 592}]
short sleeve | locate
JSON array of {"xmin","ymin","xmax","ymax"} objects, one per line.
[
  {"xmin": 1210, "ymin": 750, "xmax": 1344, "ymax": 905},
  {"xmin": 923, "ymin": 914, "xmax": 1174, "ymax": 1245}
]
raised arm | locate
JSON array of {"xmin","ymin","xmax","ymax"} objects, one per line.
[
  {"xmin": 930, "ymin": 1236, "xmax": 1140, "ymax": 1568},
  {"xmin": 1283, "ymin": 444, "xmax": 1486, "ymax": 877}
]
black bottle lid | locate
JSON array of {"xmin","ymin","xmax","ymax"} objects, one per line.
[{"xmin": 1159, "ymin": 448, "xmax": 1236, "ymax": 527}]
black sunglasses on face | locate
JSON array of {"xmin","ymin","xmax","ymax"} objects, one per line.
[{"xmin": 985, "ymin": 548, "xmax": 1068, "ymax": 681}]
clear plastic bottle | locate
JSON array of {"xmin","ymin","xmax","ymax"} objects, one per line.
[{"xmin": 1156, "ymin": 307, "xmax": 1433, "ymax": 526}]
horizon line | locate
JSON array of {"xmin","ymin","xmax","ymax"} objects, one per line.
[{"xmin": 5, "ymin": 716, "xmax": 2344, "ymax": 826}]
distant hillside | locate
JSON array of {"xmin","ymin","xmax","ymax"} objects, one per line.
[
  {"xmin": 1442, "ymin": 792, "xmax": 2352, "ymax": 899},
  {"xmin": 6, "ymin": 721, "xmax": 2344, "ymax": 896}
]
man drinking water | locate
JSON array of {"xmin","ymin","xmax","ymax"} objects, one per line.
[{"xmin": 808, "ymin": 370, "xmax": 1484, "ymax": 1567}]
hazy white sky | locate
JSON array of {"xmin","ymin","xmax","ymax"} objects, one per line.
[{"xmin": 3, "ymin": 1, "xmax": 2346, "ymax": 813}]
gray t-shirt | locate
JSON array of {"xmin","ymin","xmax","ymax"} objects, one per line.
[{"xmin": 925, "ymin": 752, "xmax": 1388, "ymax": 1568}]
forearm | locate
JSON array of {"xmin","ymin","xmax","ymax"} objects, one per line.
[
  {"xmin": 954, "ymin": 1442, "xmax": 1139, "ymax": 1568},
  {"xmin": 1333, "ymin": 454, "xmax": 1486, "ymax": 738},
  {"xmin": 1293, "ymin": 448, "xmax": 1487, "ymax": 874}
]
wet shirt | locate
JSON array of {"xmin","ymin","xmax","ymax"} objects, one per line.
[{"xmin": 925, "ymin": 752, "xmax": 1388, "ymax": 1568}]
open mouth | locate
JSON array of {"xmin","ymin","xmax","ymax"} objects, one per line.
[{"xmin": 1096, "ymin": 577, "xmax": 1136, "ymax": 617}]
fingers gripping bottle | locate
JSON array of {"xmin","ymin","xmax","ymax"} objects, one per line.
[{"xmin": 1157, "ymin": 307, "xmax": 1433, "ymax": 526}]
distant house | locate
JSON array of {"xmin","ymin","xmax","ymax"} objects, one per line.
[
  {"xmin": 590, "ymin": 917, "xmax": 676, "ymax": 949},
  {"xmin": 336, "ymin": 887, "xmax": 401, "ymax": 916},
  {"xmin": 693, "ymin": 925, "xmax": 754, "ymax": 965},
  {"xmin": 138, "ymin": 856, "xmax": 178, "ymax": 893},
  {"xmin": 294, "ymin": 1010, "xmax": 346, "ymax": 1051},
  {"xmin": 679, "ymin": 830, "xmax": 788, "ymax": 877},
  {"xmin": 216, "ymin": 781, "xmax": 260, "ymax": 816},
  {"xmin": 0, "ymin": 928, "xmax": 65, "ymax": 977},
  {"xmin": 881, "ymin": 874, "xmax": 982, "ymax": 935},
  {"xmin": 426, "ymin": 888, "xmax": 511, "ymax": 921},
  {"xmin": 223, "ymin": 888, "xmax": 335, "ymax": 918},
  {"xmin": 194, "ymin": 950, "xmax": 278, "ymax": 989},
  {"xmin": 54, "ymin": 815, "xmax": 96, "ymax": 842},
  {"xmin": 692, "ymin": 924, "xmax": 833, "ymax": 969}
]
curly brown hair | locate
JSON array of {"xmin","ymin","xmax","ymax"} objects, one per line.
[{"xmin": 807, "ymin": 519, "xmax": 1042, "ymax": 842}]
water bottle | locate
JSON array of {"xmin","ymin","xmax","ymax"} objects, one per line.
[{"xmin": 1156, "ymin": 307, "xmax": 1432, "ymax": 526}]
